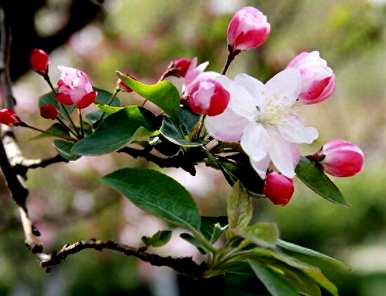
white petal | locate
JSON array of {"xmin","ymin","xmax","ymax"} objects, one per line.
[
  {"xmin": 250, "ymin": 156, "xmax": 270, "ymax": 179},
  {"xmin": 266, "ymin": 127, "xmax": 297, "ymax": 178},
  {"xmin": 240, "ymin": 123, "xmax": 268, "ymax": 161},
  {"xmin": 205, "ymin": 107, "xmax": 249, "ymax": 142},
  {"xmin": 234, "ymin": 73, "xmax": 265, "ymax": 108},
  {"xmin": 216, "ymin": 75, "xmax": 258, "ymax": 121},
  {"xmin": 277, "ymin": 115, "xmax": 319, "ymax": 144},
  {"xmin": 264, "ymin": 68, "xmax": 301, "ymax": 106}
]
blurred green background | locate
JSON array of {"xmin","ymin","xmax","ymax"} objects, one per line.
[{"xmin": 1, "ymin": 0, "xmax": 386, "ymax": 295}]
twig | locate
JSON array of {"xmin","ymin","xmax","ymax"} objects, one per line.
[
  {"xmin": 118, "ymin": 146, "xmax": 198, "ymax": 176},
  {"xmin": 12, "ymin": 154, "xmax": 68, "ymax": 177},
  {"xmin": 40, "ymin": 239, "xmax": 206, "ymax": 278}
]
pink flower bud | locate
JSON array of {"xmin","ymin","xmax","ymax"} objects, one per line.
[
  {"xmin": 319, "ymin": 140, "xmax": 364, "ymax": 177},
  {"xmin": 168, "ymin": 57, "xmax": 192, "ymax": 77},
  {"xmin": 227, "ymin": 6, "xmax": 270, "ymax": 51},
  {"xmin": 40, "ymin": 103, "xmax": 58, "ymax": 120},
  {"xmin": 287, "ymin": 51, "xmax": 336, "ymax": 104},
  {"xmin": 186, "ymin": 78, "xmax": 230, "ymax": 116},
  {"xmin": 55, "ymin": 66, "xmax": 97, "ymax": 109},
  {"xmin": 0, "ymin": 108, "xmax": 20, "ymax": 126},
  {"xmin": 263, "ymin": 172, "xmax": 294, "ymax": 206},
  {"xmin": 30, "ymin": 49, "xmax": 49, "ymax": 74}
]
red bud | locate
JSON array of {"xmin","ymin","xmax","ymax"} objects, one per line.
[
  {"xmin": 0, "ymin": 108, "xmax": 20, "ymax": 126},
  {"xmin": 30, "ymin": 49, "xmax": 49, "ymax": 74},
  {"xmin": 40, "ymin": 103, "xmax": 58, "ymax": 120}
]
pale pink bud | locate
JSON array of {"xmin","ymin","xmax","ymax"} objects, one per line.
[
  {"xmin": 56, "ymin": 66, "xmax": 97, "ymax": 109},
  {"xmin": 186, "ymin": 78, "xmax": 230, "ymax": 116},
  {"xmin": 227, "ymin": 6, "xmax": 270, "ymax": 51},
  {"xmin": 263, "ymin": 172, "xmax": 294, "ymax": 206},
  {"xmin": 287, "ymin": 51, "xmax": 336, "ymax": 104},
  {"xmin": 30, "ymin": 49, "xmax": 49, "ymax": 74},
  {"xmin": 0, "ymin": 108, "xmax": 20, "ymax": 126},
  {"xmin": 319, "ymin": 140, "xmax": 364, "ymax": 177}
]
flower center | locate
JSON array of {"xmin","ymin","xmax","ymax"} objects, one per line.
[{"xmin": 255, "ymin": 94, "xmax": 291, "ymax": 125}]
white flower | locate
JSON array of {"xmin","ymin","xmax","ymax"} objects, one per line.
[{"xmin": 205, "ymin": 68, "xmax": 318, "ymax": 178}]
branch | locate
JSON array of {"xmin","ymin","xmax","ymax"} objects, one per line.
[
  {"xmin": 40, "ymin": 239, "xmax": 206, "ymax": 278},
  {"xmin": 0, "ymin": 6, "xmax": 43, "ymax": 253},
  {"xmin": 12, "ymin": 154, "xmax": 68, "ymax": 177},
  {"xmin": 118, "ymin": 146, "xmax": 198, "ymax": 176}
]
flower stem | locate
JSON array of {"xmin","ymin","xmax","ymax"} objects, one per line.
[
  {"xmin": 222, "ymin": 47, "xmax": 240, "ymax": 75},
  {"xmin": 17, "ymin": 122, "xmax": 74, "ymax": 141},
  {"xmin": 78, "ymin": 109, "xmax": 84, "ymax": 138},
  {"xmin": 96, "ymin": 88, "xmax": 120, "ymax": 129},
  {"xmin": 56, "ymin": 116, "xmax": 78, "ymax": 138},
  {"xmin": 191, "ymin": 115, "xmax": 206, "ymax": 141}
]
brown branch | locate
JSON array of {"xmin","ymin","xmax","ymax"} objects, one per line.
[
  {"xmin": 12, "ymin": 154, "xmax": 67, "ymax": 177},
  {"xmin": 40, "ymin": 239, "xmax": 206, "ymax": 278},
  {"xmin": 0, "ymin": 5, "xmax": 43, "ymax": 253},
  {"xmin": 118, "ymin": 146, "xmax": 198, "ymax": 176}
]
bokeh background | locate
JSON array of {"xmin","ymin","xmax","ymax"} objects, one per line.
[{"xmin": 1, "ymin": 0, "xmax": 386, "ymax": 295}]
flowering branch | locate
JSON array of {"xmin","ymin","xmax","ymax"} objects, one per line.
[{"xmin": 40, "ymin": 239, "xmax": 206, "ymax": 278}]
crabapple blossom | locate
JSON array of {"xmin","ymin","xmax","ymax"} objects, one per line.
[
  {"xmin": 0, "ymin": 108, "xmax": 20, "ymax": 126},
  {"xmin": 30, "ymin": 49, "xmax": 49, "ymax": 74},
  {"xmin": 319, "ymin": 140, "xmax": 365, "ymax": 177},
  {"xmin": 55, "ymin": 66, "xmax": 97, "ymax": 109},
  {"xmin": 263, "ymin": 172, "xmax": 294, "ymax": 205},
  {"xmin": 40, "ymin": 103, "xmax": 58, "ymax": 120},
  {"xmin": 227, "ymin": 6, "xmax": 270, "ymax": 51},
  {"xmin": 183, "ymin": 57, "xmax": 210, "ymax": 92},
  {"xmin": 287, "ymin": 51, "xmax": 336, "ymax": 104},
  {"xmin": 205, "ymin": 68, "xmax": 318, "ymax": 178},
  {"xmin": 186, "ymin": 78, "xmax": 230, "ymax": 116}
]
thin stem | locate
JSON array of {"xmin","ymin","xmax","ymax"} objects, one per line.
[
  {"xmin": 78, "ymin": 109, "xmax": 84, "ymax": 138},
  {"xmin": 18, "ymin": 122, "xmax": 74, "ymax": 141},
  {"xmin": 96, "ymin": 88, "xmax": 120, "ymax": 128},
  {"xmin": 56, "ymin": 117, "xmax": 78, "ymax": 138},
  {"xmin": 222, "ymin": 47, "xmax": 240, "ymax": 75},
  {"xmin": 61, "ymin": 106, "xmax": 80, "ymax": 138},
  {"xmin": 191, "ymin": 115, "xmax": 206, "ymax": 141}
]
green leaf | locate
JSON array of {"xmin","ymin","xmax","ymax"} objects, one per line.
[
  {"xmin": 102, "ymin": 168, "xmax": 201, "ymax": 230},
  {"xmin": 117, "ymin": 72, "xmax": 180, "ymax": 122},
  {"xmin": 279, "ymin": 265, "xmax": 322, "ymax": 296},
  {"xmin": 248, "ymin": 249, "xmax": 338, "ymax": 296},
  {"xmin": 160, "ymin": 109, "xmax": 203, "ymax": 147},
  {"xmin": 296, "ymin": 157, "xmax": 348, "ymax": 206},
  {"xmin": 53, "ymin": 140, "xmax": 79, "ymax": 161},
  {"xmin": 235, "ymin": 223, "xmax": 279, "ymax": 248},
  {"xmin": 248, "ymin": 260, "xmax": 298, "ymax": 296},
  {"xmin": 31, "ymin": 123, "xmax": 69, "ymax": 140},
  {"xmin": 72, "ymin": 106, "xmax": 157, "ymax": 155},
  {"xmin": 227, "ymin": 182, "xmax": 253, "ymax": 230},
  {"xmin": 141, "ymin": 230, "xmax": 172, "ymax": 248},
  {"xmin": 200, "ymin": 216, "xmax": 228, "ymax": 243},
  {"xmin": 179, "ymin": 233, "xmax": 206, "ymax": 254},
  {"xmin": 278, "ymin": 240, "xmax": 347, "ymax": 270}
]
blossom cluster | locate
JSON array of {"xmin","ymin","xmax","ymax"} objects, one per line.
[{"xmin": 0, "ymin": 6, "xmax": 364, "ymax": 207}]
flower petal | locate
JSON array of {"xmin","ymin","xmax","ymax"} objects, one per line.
[
  {"xmin": 277, "ymin": 114, "xmax": 319, "ymax": 144},
  {"xmin": 266, "ymin": 127, "xmax": 297, "ymax": 178},
  {"xmin": 264, "ymin": 68, "xmax": 301, "ymax": 106},
  {"xmin": 240, "ymin": 123, "xmax": 268, "ymax": 161},
  {"xmin": 216, "ymin": 75, "xmax": 258, "ymax": 120},
  {"xmin": 250, "ymin": 156, "xmax": 270, "ymax": 179},
  {"xmin": 234, "ymin": 73, "xmax": 265, "ymax": 108},
  {"xmin": 205, "ymin": 107, "xmax": 249, "ymax": 142}
]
